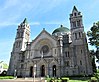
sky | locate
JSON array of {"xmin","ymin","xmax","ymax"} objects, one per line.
[{"xmin": 0, "ymin": 0, "xmax": 99, "ymax": 65}]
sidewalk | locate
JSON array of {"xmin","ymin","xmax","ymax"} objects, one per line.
[{"xmin": 0, "ymin": 77, "xmax": 45, "ymax": 82}]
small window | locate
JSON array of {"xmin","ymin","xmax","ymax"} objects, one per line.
[
  {"xmin": 75, "ymin": 33, "xmax": 77, "ymax": 39},
  {"xmin": 80, "ymin": 60, "xmax": 82, "ymax": 65},
  {"xmin": 79, "ymin": 32, "xmax": 81, "ymax": 38},
  {"xmin": 16, "ymin": 41, "xmax": 21, "ymax": 48},
  {"xmin": 21, "ymin": 64, "xmax": 23, "ymax": 69},
  {"xmin": 81, "ymin": 49, "xmax": 82, "ymax": 54},
  {"xmin": 65, "ymin": 52, "xmax": 69, "ymax": 57},
  {"xmin": 72, "ymin": 22, "xmax": 76, "ymax": 27},
  {"xmin": 74, "ymin": 13, "xmax": 77, "ymax": 16},
  {"xmin": 77, "ymin": 20, "xmax": 80, "ymax": 26},
  {"xmin": 73, "ymin": 70, "xmax": 75, "ymax": 74},
  {"xmin": 66, "ymin": 61, "xmax": 69, "ymax": 66}
]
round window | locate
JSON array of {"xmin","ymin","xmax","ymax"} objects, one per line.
[{"xmin": 40, "ymin": 45, "xmax": 49, "ymax": 55}]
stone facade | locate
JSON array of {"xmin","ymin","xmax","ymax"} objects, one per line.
[{"xmin": 8, "ymin": 6, "xmax": 93, "ymax": 77}]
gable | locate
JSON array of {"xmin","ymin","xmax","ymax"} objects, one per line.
[{"xmin": 31, "ymin": 29, "xmax": 57, "ymax": 50}]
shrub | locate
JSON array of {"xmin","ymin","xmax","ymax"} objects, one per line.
[
  {"xmin": 89, "ymin": 77, "xmax": 98, "ymax": 82},
  {"xmin": 61, "ymin": 77, "xmax": 69, "ymax": 82}
]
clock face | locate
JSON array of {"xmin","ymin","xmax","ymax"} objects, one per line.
[{"xmin": 40, "ymin": 45, "xmax": 49, "ymax": 55}]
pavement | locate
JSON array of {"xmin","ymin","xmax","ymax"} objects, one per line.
[{"xmin": 0, "ymin": 77, "xmax": 45, "ymax": 82}]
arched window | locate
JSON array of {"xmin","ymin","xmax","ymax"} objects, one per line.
[{"xmin": 77, "ymin": 20, "xmax": 80, "ymax": 26}]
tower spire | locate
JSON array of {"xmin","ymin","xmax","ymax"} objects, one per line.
[
  {"xmin": 72, "ymin": 6, "xmax": 78, "ymax": 12},
  {"xmin": 23, "ymin": 18, "xmax": 28, "ymax": 24}
]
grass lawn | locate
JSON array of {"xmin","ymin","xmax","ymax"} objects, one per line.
[
  {"xmin": 0, "ymin": 76, "xmax": 14, "ymax": 79},
  {"xmin": 45, "ymin": 76, "xmax": 91, "ymax": 82},
  {"xmin": 69, "ymin": 80, "xmax": 88, "ymax": 82},
  {"xmin": 69, "ymin": 77, "xmax": 90, "ymax": 82}
]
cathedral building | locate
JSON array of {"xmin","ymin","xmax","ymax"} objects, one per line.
[{"xmin": 8, "ymin": 6, "xmax": 93, "ymax": 77}]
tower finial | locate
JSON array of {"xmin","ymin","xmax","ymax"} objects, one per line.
[
  {"xmin": 43, "ymin": 28, "xmax": 45, "ymax": 30},
  {"xmin": 72, "ymin": 6, "xmax": 78, "ymax": 12},
  {"xmin": 60, "ymin": 25, "xmax": 63, "ymax": 27},
  {"xmin": 23, "ymin": 18, "xmax": 28, "ymax": 24}
]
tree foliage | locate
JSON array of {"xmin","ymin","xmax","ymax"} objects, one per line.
[
  {"xmin": 87, "ymin": 21, "xmax": 99, "ymax": 60},
  {"xmin": 87, "ymin": 21, "xmax": 99, "ymax": 49},
  {"xmin": 89, "ymin": 50, "xmax": 97, "ymax": 73}
]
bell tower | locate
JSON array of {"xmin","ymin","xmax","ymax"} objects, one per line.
[
  {"xmin": 70, "ymin": 6, "xmax": 84, "ymax": 44},
  {"xmin": 69, "ymin": 6, "xmax": 93, "ymax": 75},
  {"xmin": 15, "ymin": 18, "xmax": 30, "ymax": 51},
  {"xmin": 8, "ymin": 18, "xmax": 30, "ymax": 75}
]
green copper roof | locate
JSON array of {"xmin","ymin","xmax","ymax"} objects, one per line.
[
  {"xmin": 52, "ymin": 25, "xmax": 70, "ymax": 34},
  {"xmin": 23, "ymin": 18, "xmax": 28, "ymax": 24}
]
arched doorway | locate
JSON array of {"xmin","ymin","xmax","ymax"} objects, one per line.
[
  {"xmin": 41, "ymin": 65, "xmax": 45, "ymax": 77},
  {"xmin": 30, "ymin": 66, "xmax": 33, "ymax": 77},
  {"xmin": 52, "ymin": 65, "xmax": 56, "ymax": 77}
]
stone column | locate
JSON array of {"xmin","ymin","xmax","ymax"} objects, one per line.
[{"xmin": 58, "ymin": 36, "xmax": 63, "ymax": 77}]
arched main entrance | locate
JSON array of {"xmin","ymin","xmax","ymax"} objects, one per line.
[
  {"xmin": 30, "ymin": 66, "xmax": 33, "ymax": 77},
  {"xmin": 52, "ymin": 65, "xmax": 56, "ymax": 77},
  {"xmin": 40, "ymin": 65, "xmax": 45, "ymax": 77}
]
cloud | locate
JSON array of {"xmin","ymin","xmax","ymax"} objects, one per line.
[
  {"xmin": 0, "ymin": 21, "xmax": 41, "ymax": 28},
  {"xmin": 0, "ymin": 0, "xmax": 67, "ymax": 28}
]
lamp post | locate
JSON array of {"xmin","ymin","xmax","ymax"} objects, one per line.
[
  {"xmin": 33, "ymin": 64, "xmax": 36, "ymax": 82},
  {"xmin": 41, "ymin": 51, "xmax": 44, "ymax": 59},
  {"xmin": 54, "ymin": 68, "xmax": 55, "ymax": 77}
]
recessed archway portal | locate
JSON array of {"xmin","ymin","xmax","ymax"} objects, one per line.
[
  {"xmin": 53, "ymin": 65, "xmax": 56, "ymax": 77},
  {"xmin": 41, "ymin": 65, "xmax": 45, "ymax": 77},
  {"xmin": 30, "ymin": 66, "xmax": 33, "ymax": 77}
]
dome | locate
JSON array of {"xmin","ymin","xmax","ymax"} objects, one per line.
[{"xmin": 52, "ymin": 25, "xmax": 70, "ymax": 34}]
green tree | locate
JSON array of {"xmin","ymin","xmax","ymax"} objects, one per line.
[
  {"xmin": 87, "ymin": 21, "xmax": 99, "ymax": 59},
  {"xmin": 90, "ymin": 50, "xmax": 97, "ymax": 73}
]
